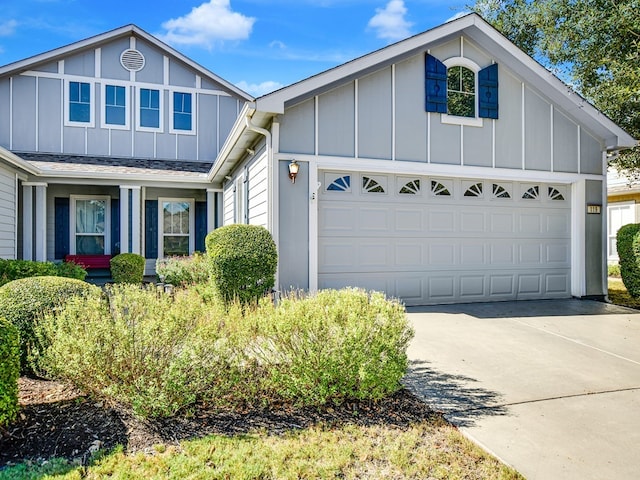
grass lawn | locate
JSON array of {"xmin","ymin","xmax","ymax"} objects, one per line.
[
  {"xmin": 0, "ymin": 419, "xmax": 523, "ymax": 480},
  {"xmin": 608, "ymin": 277, "xmax": 640, "ymax": 309}
]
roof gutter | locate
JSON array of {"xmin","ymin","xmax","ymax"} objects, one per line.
[
  {"xmin": 244, "ymin": 113, "xmax": 274, "ymax": 234},
  {"xmin": 0, "ymin": 146, "xmax": 41, "ymax": 175}
]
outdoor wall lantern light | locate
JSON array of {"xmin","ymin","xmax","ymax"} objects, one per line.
[{"xmin": 288, "ymin": 160, "xmax": 300, "ymax": 184}]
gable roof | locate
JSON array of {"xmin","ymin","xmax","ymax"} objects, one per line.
[
  {"xmin": 254, "ymin": 12, "xmax": 634, "ymax": 148},
  {"xmin": 0, "ymin": 24, "xmax": 253, "ymax": 101}
]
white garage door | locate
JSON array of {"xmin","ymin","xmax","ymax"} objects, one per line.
[{"xmin": 318, "ymin": 171, "xmax": 571, "ymax": 306}]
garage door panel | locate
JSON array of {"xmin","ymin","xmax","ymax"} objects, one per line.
[
  {"xmin": 428, "ymin": 244, "xmax": 455, "ymax": 265},
  {"xmin": 460, "ymin": 212, "xmax": 485, "ymax": 232},
  {"xmin": 429, "ymin": 211, "xmax": 455, "ymax": 231},
  {"xmin": 318, "ymin": 174, "xmax": 571, "ymax": 304},
  {"xmin": 460, "ymin": 275, "xmax": 486, "ymax": 297}
]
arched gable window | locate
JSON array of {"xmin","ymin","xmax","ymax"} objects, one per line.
[{"xmin": 425, "ymin": 54, "xmax": 499, "ymax": 125}]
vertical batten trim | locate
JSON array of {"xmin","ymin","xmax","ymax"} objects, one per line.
[
  {"xmin": 460, "ymin": 125, "xmax": 464, "ymax": 166},
  {"xmin": 13, "ymin": 173, "xmax": 18, "ymax": 259},
  {"xmin": 460, "ymin": 36, "xmax": 464, "ymax": 57},
  {"xmin": 216, "ymin": 95, "xmax": 220, "ymax": 155},
  {"xmin": 95, "ymin": 48, "xmax": 101, "ymax": 78},
  {"xmin": 84, "ymin": 127, "xmax": 88, "ymax": 155},
  {"xmin": 314, "ymin": 96, "xmax": 319, "ymax": 156},
  {"xmin": 521, "ymin": 82, "xmax": 525, "ymax": 169},
  {"xmin": 427, "ymin": 113, "xmax": 431, "ymax": 163},
  {"xmin": 163, "ymin": 56, "xmax": 169, "ymax": 85},
  {"xmin": 550, "ymin": 105, "xmax": 554, "ymax": 172},
  {"xmin": 8, "ymin": 77, "xmax": 12, "ymax": 150},
  {"xmin": 195, "ymin": 93, "xmax": 199, "ymax": 160},
  {"xmin": 391, "ymin": 64, "xmax": 396, "ymax": 161},
  {"xmin": 35, "ymin": 77, "xmax": 39, "ymax": 151},
  {"xmin": 491, "ymin": 119, "xmax": 496, "ymax": 168},
  {"xmin": 129, "ymin": 38, "xmax": 135, "ymax": 82},
  {"xmin": 354, "ymin": 79, "xmax": 359, "ymax": 159},
  {"xmin": 108, "ymin": 129, "xmax": 112, "ymax": 156},
  {"xmin": 577, "ymin": 125, "xmax": 581, "ymax": 174},
  {"xmin": 60, "ymin": 79, "xmax": 64, "ymax": 151},
  {"xmin": 131, "ymin": 86, "xmax": 135, "ymax": 157}
]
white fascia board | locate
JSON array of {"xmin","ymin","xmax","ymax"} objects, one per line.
[
  {"xmin": 0, "ymin": 147, "xmax": 41, "ymax": 175},
  {"xmin": 36, "ymin": 168, "xmax": 209, "ymax": 184},
  {"xmin": 291, "ymin": 153, "xmax": 604, "ymax": 184},
  {"xmin": 208, "ymin": 103, "xmax": 260, "ymax": 182}
]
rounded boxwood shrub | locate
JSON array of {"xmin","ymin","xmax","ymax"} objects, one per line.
[
  {"xmin": 110, "ymin": 253, "xmax": 145, "ymax": 284},
  {"xmin": 617, "ymin": 223, "xmax": 640, "ymax": 298},
  {"xmin": 0, "ymin": 276, "xmax": 102, "ymax": 374},
  {"xmin": 0, "ymin": 317, "xmax": 20, "ymax": 427},
  {"xmin": 0, "ymin": 258, "xmax": 86, "ymax": 287},
  {"xmin": 205, "ymin": 224, "xmax": 277, "ymax": 304}
]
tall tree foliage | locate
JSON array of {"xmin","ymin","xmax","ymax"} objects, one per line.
[{"xmin": 471, "ymin": 0, "xmax": 640, "ymax": 175}]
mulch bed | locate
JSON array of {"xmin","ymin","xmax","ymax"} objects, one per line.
[{"xmin": 0, "ymin": 378, "xmax": 438, "ymax": 468}]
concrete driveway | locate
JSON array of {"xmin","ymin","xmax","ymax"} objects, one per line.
[{"xmin": 404, "ymin": 299, "xmax": 640, "ymax": 480}]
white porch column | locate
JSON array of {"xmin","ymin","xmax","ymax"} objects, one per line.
[
  {"xmin": 22, "ymin": 184, "xmax": 33, "ymax": 261},
  {"xmin": 119, "ymin": 186, "xmax": 130, "ymax": 254},
  {"xmin": 34, "ymin": 184, "xmax": 47, "ymax": 262},
  {"xmin": 206, "ymin": 189, "xmax": 218, "ymax": 232},
  {"xmin": 215, "ymin": 192, "xmax": 223, "ymax": 228},
  {"xmin": 130, "ymin": 186, "xmax": 141, "ymax": 255}
]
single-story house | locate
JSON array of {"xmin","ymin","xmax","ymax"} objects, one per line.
[{"xmin": 0, "ymin": 13, "xmax": 636, "ymax": 305}]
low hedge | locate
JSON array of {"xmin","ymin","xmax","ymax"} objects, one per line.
[
  {"xmin": 0, "ymin": 258, "xmax": 87, "ymax": 287},
  {"xmin": 110, "ymin": 253, "xmax": 145, "ymax": 284},
  {"xmin": 205, "ymin": 224, "xmax": 277, "ymax": 304},
  {"xmin": 0, "ymin": 317, "xmax": 20, "ymax": 428},
  {"xmin": 156, "ymin": 253, "xmax": 210, "ymax": 287},
  {"xmin": 0, "ymin": 276, "xmax": 102, "ymax": 374},
  {"xmin": 617, "ymin": 223, "xmax": 640, "ymax": 298},
  {"xmin": 35, "ymin": 285, "xmax": 412, "ymax": 418}
]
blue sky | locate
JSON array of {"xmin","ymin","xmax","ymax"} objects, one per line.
[{"xmin": 0, "ymin": 0, "xmax": 468, "ymax": 97}]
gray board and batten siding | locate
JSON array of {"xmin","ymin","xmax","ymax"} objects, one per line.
[
  {"xmin": 0, "ymin": 34, "xmax": 244, "ymax": 163},
  {"xmin": 278, "ymin": 36, "xmax": 604, "ymax": 174}
]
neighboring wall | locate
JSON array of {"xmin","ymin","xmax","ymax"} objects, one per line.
[
  {"xmin": 279, "ymin": 35, "xmax": 604, "ymax": 176},
  {"xmin": 0, "ymin": 162, "xmax": 16, "ymax": 259},
  {"xmin": 0, "ymin": 36, "xmax": 244, "ymax": 162}
]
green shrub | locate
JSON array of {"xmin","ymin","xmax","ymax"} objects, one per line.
[
  {"xmin": 251, "ymin": 289, "xmax": 413, "ymax": 405},
  {"xmin": 205, "ymin": 224, "xmax": 277, "ymax": 304},
  {"xmin": 617, "ymin": 224, "xmax": 640, "ymax": 297},
  {"xmin": 36, "ymin": 284, "xmax": 412, "ymax": 418},
  {"xmin": 0, "ymin": 317, "xmax": 20, "ymax": 428},
  {"xmin": 0, "ymin": 258, "xmax": 86, "ymax": 286},
  {"xmin": 156, "ymin": 252, "xmax": 210, "ymax": 287},
  {"xmin": 35, "ymin": 284, "xmax": 245, "ymax": 418},
  {"xmin": 110, "ymin": 253, "xmax": 145, "ymax": 284},
  {"xmin": 608, "ymin": 263, "xmax": 621, "ymax": 278},
  {"xmin": 0, "ymin": 276, "xmax": 101, "ymax": 374}
]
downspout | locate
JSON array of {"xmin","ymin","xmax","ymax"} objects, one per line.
[{"xmin": 244, "ymin": 114, "xmax": 278, "ymax": 285}]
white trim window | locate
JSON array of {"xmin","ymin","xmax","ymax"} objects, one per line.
[
  {"xmin": 65, "ymin": 80, "xmax": 95, "ymax": 127},
  {"xmin": 70, "ymin": 195, "xmax": 111, "ymax": 255},
  {"xmin": 158, "ymin": 198, "xmax": 194, "ymax": 257},
  {"xmin": 170, "ymin": 91, "xmax": 196, "ymax": 134},
  {"xmin": 137, "ymin": 87, "xmax": 163, "ymax": 132},
  {"xmin": 102, "ymin": 83, "xmax": 130, "ymax": 129},
  {"xmin": 441, "ymin": 57, "xmax": 482, "ymax": 127},
  {"xmin": 608, "ymin": 201, "xmax": 635, "ymax": 261}
]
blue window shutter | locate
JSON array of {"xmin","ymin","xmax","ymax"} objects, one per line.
[
  {"xmin": 425, "ymin": 54, "xmax": 447, "ymax": 113},
  {"xmin": 195, "ymin": 201, "xmax": 207, "ymax": 253},
  {"xmin": 479, "ymin": 63, "xmax": 499, "ymax": 119},
  {"xmin": 111, "ymin": 199, "xmax": 120, "ymax": 255},
  {"xmin": 54, "ymin": 197, "xmax": 70, "ymax": 259},
  {"xmin": 145, "ymin": 200, "xmax": 158, "ymax": 259}
]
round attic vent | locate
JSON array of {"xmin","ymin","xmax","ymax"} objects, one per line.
[{"xmin": 120, "ymin": 49, "xmax": 145, "ymax": 72}]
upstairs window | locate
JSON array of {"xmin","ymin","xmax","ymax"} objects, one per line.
[
  {"xmin": 139, "ymin": 88, "xmax": 161, "ymax": 129},
  {"xmin": 105, "ymin": 85, "xmax": 127, "ymax": 126},
  {"xmin": 172, "ymin": 92, "xmax": 193, "ymax": 132},
  {"xmin": 68, "ymin": 81, "xmax": 91, "ymax": 123},
  {"xmin": 447, "ymin": 66, "xmax": 475, "ymax": 118},
  {"xmin": 425, "ymin": 54, "xmax": 499, "ymax": 126}
]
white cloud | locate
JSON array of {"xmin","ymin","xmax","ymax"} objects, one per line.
[
  {"xmin": 367, "ymin": 0, "xmax": 413, "ymax": 42},
  {"xmin": 0, "ymin": 19, "xmax": 18, "ymax": 37},
  {"xmin": 159, "ymin": 0, "xmax": 255, "ymax": 48},
  {"xmin": 236, "ymin": 80, "xmax": 284, "ymax": 97}
]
